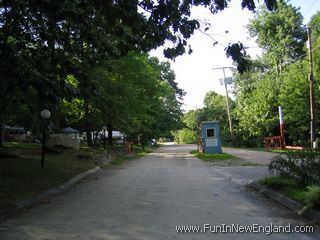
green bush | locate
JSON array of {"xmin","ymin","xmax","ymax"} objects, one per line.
[
  {"xmin": 304, "ymin": 185, "xmax": 320, "ymax": 209},
  {"xmin": 269, "ymin": 151, "xmax": 320, "ymax": 186}
]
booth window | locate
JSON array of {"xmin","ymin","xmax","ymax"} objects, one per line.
[{"xmin": 206, "ymin": 128, "xmax": 215, "ymax": 138}]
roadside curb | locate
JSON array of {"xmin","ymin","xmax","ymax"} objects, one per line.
[
  {"xmin": 247, "ymin": 181, "xmax": 320, "ymax": 223},
  {"xmin": 0, "ymin": 166, "xmax": 101, "ymax": 221}
]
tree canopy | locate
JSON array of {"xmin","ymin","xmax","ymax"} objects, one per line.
[
  {"xmin": 0, "ymin": 0, "xmax": 278, "ymax": 146},
  {"xmin": 247, "ymin": 0, "xmax": 306, "ymax": 74},
  {"xmin": 230, "ymin": 6, "xmax": 320, "ymax": 147}
]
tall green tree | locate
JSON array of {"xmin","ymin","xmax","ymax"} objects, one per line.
[
  {"xmin": 177, "ymin": 110, "xmax": 197, "ymax": 144},
  {"xmin": 235, "ymin": 72, "xmax": 280, "ymax": 137},
  {"xmin": 309, "ymin": 12, "xmax": 320, "ymax": 81},
  {"xmin": 203, "ymin": 91, "xmax": 229, "ymax": 122},
  {"xmin": 114, "ymin": 54, "xmax": 184, "ymax": 143},
  {"xmin": 202, "ymin": 91, "xmax": 232, "ymax": 141},
  {"xmin": 247, "ymin": 0, "xmax": 306, "ymax": 74},
  {"xmin": 277, "ymin": 60, "xmax": 310, "ymax": 145},
  {"xmin": 62, "ymin": 52, "xmax": 184, "ymax": 145}
]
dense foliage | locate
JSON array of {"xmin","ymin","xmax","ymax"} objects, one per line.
[
  {"xmin": 233, "ymin": 2, "xmax": 320, "ymax": 147},
  {"xmin": 0, "ymin": 0, "xmax": 277, "ymax": 146},
  {"xmin": 247, "ymin": 1, "xmax": 306, "ymax": 74}
]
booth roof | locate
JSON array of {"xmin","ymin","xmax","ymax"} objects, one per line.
[
  {"xmin": 62, "ymin": 127, "xmax": 79, "ymax": 133},
  {"xmin": 200, "ymin": 120, "xmax": 219, "ymax": 124}
]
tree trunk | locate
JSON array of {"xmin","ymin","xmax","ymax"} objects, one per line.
[
  {"xmin": 0, "ymin": 124, "xmax": 4, "ymax": 147},
  {"xmin": 54, "ymin": 108, "xmax": 61, "ymax": 132},
  {"xmin": 107, "ymin": 122, "xmax": 113, "ymax": 146},
  {"xmin": 84, "ymin": 100, "xmax": 93, "ymax": 146},
  {"xmin": 140, "ymin": 135, "xmax": 147, "ymax": 151},
  {"xmin": 85, "ymin": 122, "xmax": 93, "ymax": 147}
]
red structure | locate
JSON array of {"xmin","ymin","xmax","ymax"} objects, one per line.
[
  {"xmin": 264, "ymin": 106, "xmax": 304, "ymax": 150},
  {"xmin": 264, "ymin": 107, "xmax": 286, "ymax": 149},
  {"xmin": 264, "ymin": 136, "xmax": 284, "ymax": 149},
  {"xmin": 124, "ymin": 141, "xmax": 133, "ymax": 154}
]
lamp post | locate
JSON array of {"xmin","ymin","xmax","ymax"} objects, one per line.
[
  {"xmin": 40, "ymin": 109, "xmax": 51, "ymax": 168},
  {"xmin": 103, "ymin": 125, "xmax": 107, "ymax": 151}
]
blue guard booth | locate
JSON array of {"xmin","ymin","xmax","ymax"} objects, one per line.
[{"xmin": 201, "ymin": 121, "xmax": 222, "ymax": 154}]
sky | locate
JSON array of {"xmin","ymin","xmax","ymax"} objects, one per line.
[{"xmin": 150, "ymin": 0, "xmax": 320, "ymax": 111}]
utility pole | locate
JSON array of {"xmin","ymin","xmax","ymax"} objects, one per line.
[
  {"xmin": 212, "ymin": 67, "xmax": 234, "ymax": 140},
  {"xmin": 307, "ymin": 27, "xmax": 316, "ymax": 149}
]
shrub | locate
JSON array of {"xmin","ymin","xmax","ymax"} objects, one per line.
[
  {"xmin": 297, "ymin": 185, "xmax": 320, "ymax": 214},
  {"xmin": 304, "ymin": 185, "xmax": 320, "ymax": 209},
  {"xmin": 178, "ymin": 128, "xmax": 196, "ymax": 144},
  {"xmin": 269, "ymin": 151, "xmax": 320, "ymax": 186}
]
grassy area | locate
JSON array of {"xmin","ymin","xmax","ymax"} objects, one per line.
[
  {"xmin": 259, "ymin": 176, "xmax": 307, "ymax": 203},
  {"xmin": 0, "ymin": 141, "xmax": 155, "ymax": 208},
  {"xmin": 191, "ymin": 150, "xmax": 235, "ymax": 162},
  {"xmin": 258, "ymin": 176, "xmax": 299, "ymax": 189},
  {"xmin": 80, "ymin": 143, "xmax": 123, "ymax": 155},
  {"xmin": 270, "ymin": 149, "xmax": 305, "ymax": 153},
  {"xmin": 258, "ymin": 176, "xmax": 320, "ymax": 211},
  {"xmin": 0, "ymin": 142, "xmax": 99, "ymax": 207}
]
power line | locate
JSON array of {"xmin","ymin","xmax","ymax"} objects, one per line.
[
  {"xmin": 287, "ymin": 42, "xmax": 320, "ymax": 65},
  {"xmin": 303, "ymin": 0, "xmax": 318, "ymax": 17},
  {"xmin": 198, "ymin": 28, "xmax": 227, "ymax": 48}
]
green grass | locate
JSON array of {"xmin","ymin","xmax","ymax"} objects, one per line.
[
  {"xmin": 0, "ymin": 143, "xmax": 98, "ymax": 207},
  {"xmin": 191, "ymin": 150, "xmax": 235, "ymax": 161},
  {"xmin": 258, "ymin": 176, "xmax": 299, "ymax": 189},
  {"xmin": 271, "ymin": 149, "xmax": 303, "ymax": 153},
  {"xmin": 3, "ymin": 141, "xmax": 40, "ymax": 150},
  {"xmin": 258, "ymin": 176, "xmax": 320, "ymax": 210},
  {"xmin": 80, "ymin": 143, "xmax": 123, "ymax": 155},
  {"xmin": 282, "ymin": 188, "xmax": 307, "ymax": 203}
]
